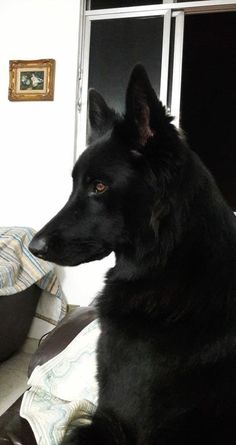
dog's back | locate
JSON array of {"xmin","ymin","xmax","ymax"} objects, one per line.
[{"xmin": 29, "ymin": 65, "xmax": 236, "ymax": 445}]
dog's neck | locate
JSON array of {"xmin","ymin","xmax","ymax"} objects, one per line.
[{"xmin": 100, "ymin": 227, "xmax": 233, "ymax": 339}]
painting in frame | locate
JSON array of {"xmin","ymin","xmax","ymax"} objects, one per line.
[{"xmin": 9, "ymin": 59, "xmax": 55, "ymax": 101}]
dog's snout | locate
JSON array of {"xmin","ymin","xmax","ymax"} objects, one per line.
[{"xmin": 29, "ymin": 236, "xmax": 48, "ymax": 259}]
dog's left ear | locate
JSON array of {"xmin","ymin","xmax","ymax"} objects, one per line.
[
  {"xmin": 125, "ymin": 65, "xmax": 160, "ymax": 146},
  {"xmin": 88, "ymin": 89, "xmax": 116, "ymax": 143}
]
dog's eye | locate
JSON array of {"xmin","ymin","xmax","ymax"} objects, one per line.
[{"xmin": 93, "ymin": 181, "xmax": 108, "ymax": 194}]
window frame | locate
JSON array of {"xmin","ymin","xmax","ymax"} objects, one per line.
[{"xmin": 74, "ymin": 0, "xmax": 236, "ymax": 160}]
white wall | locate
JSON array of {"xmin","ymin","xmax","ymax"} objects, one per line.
[
  {"xmin": 0, "ymin": 0, "xmax": 112, "ymax": 306},
  {"xmin": 0, "ymin": 0, "xmax": 79, "ymax": 226},
  {"xmin": 56, "ymin": 253, "xmax": 115, "ymax": 306}
]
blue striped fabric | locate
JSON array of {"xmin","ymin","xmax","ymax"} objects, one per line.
[
  {"xmin": 0, "ymin": 227, "xmax": 61, "ymax": 297},
  {"xmin": 0, "ymin": 227, "xmax": 66, "ymax": 332}
]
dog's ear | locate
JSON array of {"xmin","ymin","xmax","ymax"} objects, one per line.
[
  {"xmin": 88, "ymin": 89, "xmax": 116, "ymax": 143},
  {"xmin": 125, "ymin": 65, "xmax": 163, "ymax": 146}
]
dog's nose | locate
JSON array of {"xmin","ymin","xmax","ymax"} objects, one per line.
[{"xmin": 29, "ymin": 237, "xmax": 48, "ymax": 259}]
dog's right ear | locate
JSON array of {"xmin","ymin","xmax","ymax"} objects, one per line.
[
  {"xmin": 125, "ymin": 65, "xmax": 157, "ymax": 147},
  {"xmin": 88, "ymin": 89, "xmax": 116, "ymax": 143},
  {"xmin": 125, "ymin": 65, "xmax": 170, "ymax": 148}
]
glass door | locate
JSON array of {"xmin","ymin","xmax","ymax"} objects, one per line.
[
  {"xmin": 75, "ymin": 1, "xmax": 236, "ymax": 161},
  {"xmin": 75, "ymin": 6, "xmax": 171, "ymax": 157}
]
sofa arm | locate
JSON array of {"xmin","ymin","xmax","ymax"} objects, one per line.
[
  {"xmin": 28, "ymin": 306, "xmax": 97, "ymax": 377},
  {"xmin": 0, "ymin": 397, "xmax": 35, "ymax": 445}
]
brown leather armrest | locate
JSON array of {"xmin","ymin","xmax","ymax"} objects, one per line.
[
  {"xmin": 4, "ymin": 417, "xmax": 36, "ymax": 445},
  {"xmin": 0, "ymin": 397, "xmax": 36, "ymax": 445},
  {"xmin": 28, "ymin": 306, "xmax": 97, "ymax": 377}
]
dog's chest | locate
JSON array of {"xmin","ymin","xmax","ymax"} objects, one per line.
[
  {"xmin": 96, "ymin": 319, "xmax": 186, "ymax": 423},
  {"xmin": 97, "ymin": 318, "xmax": 236, "ymax": 434}
]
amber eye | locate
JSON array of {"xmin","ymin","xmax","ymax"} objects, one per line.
[{"xmin": 93, "ymin": 181, "xmax": 108, "ymax": 194}]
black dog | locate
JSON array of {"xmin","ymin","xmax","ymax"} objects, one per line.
[{"xmin": 29, "ymin": 65, "xmax": 236, "ymax": 445}]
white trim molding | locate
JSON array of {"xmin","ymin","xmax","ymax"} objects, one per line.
[{"xmin": 171, "ymin": 11, "xmax": 185, "ymax": 127}]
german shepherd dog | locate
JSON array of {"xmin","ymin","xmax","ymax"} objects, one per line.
[{"xmin": 29, "ymin": 65, "xmax": 236, "ymax": 445}]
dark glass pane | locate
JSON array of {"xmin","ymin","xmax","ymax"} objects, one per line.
[
  {"xmin": 89, "ymin": 17, "xmax": 163, "ymax": 114},
  {"xmin": 88, "ymin": 0, "xmax": 162, "ymax": 10},
  {"xmin": 180, "ymin": 12, "xmax": 236, "ymax": 210}
]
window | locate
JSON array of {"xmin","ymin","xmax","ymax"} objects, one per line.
[{"xmin": 88, "ymin": 17, "xmax": 164, "ymax": 114}]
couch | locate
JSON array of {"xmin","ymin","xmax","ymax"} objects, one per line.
[
  {"xmin": 0, "ymin": 306, "xmax": 97, "ymax": 445},
  {"xmin": 0, "ymin": 285, "xmax": 41, "ymax": 362}
]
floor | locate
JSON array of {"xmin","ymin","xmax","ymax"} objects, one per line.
[{"xmin": 0, "ymin": 339, "xmax": 37, "ymax": 416}]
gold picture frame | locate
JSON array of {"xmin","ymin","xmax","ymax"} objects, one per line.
[{"xmin": 9, "ymin": 59, "xmax": 55, "ymax": 101}]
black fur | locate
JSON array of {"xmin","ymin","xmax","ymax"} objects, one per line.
[{"xmin": 29, "ymin": 65, "xmax": 236, "ymax": 445}]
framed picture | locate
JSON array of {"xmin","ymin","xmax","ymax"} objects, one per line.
[{"xmin": 9, "ymin": 59, "xmax": 55, "ymax": 101}]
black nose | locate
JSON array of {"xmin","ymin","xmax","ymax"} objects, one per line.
[{"xmin": 29, "ymin": 237, "xmax": 48, "ymax": 258}]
